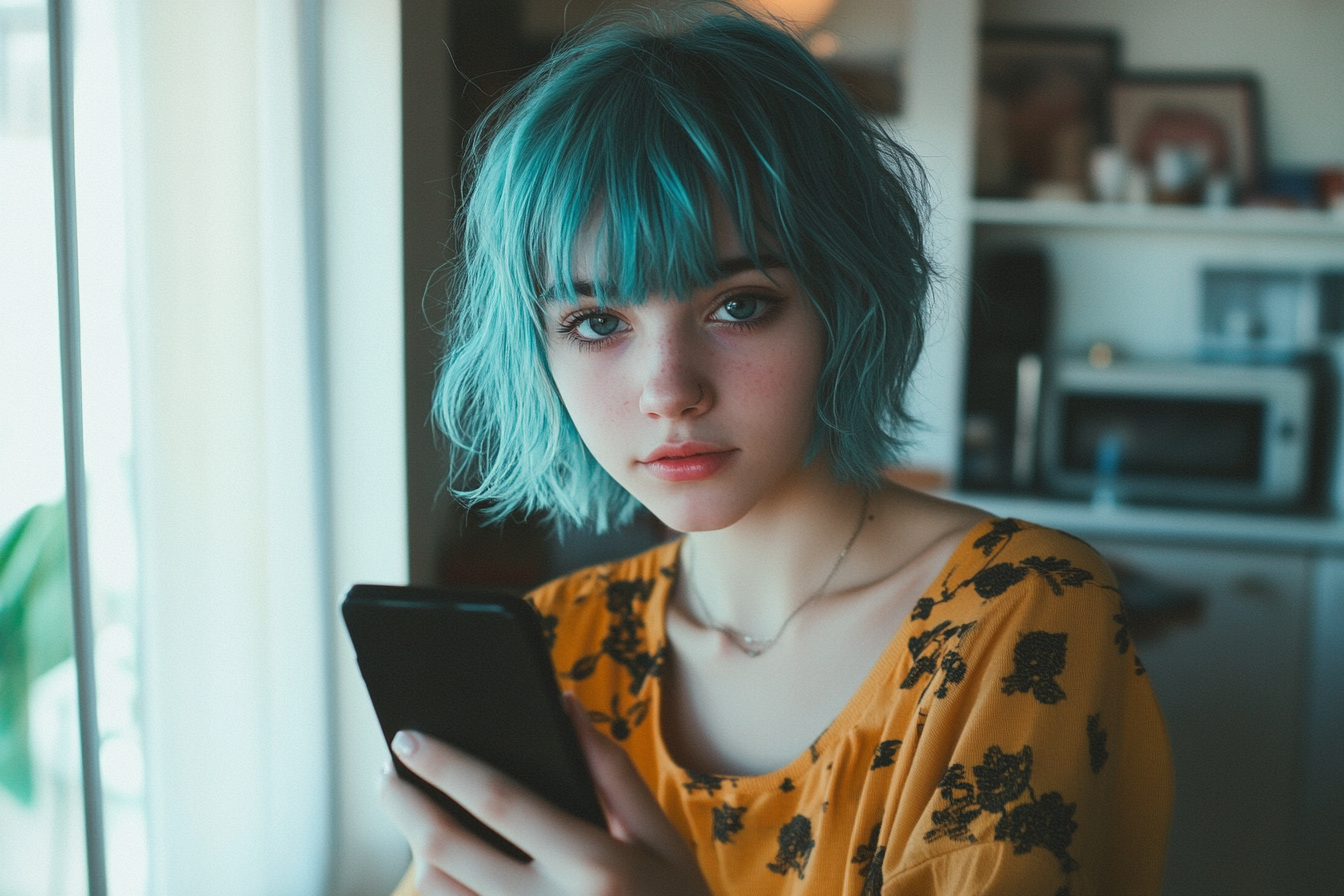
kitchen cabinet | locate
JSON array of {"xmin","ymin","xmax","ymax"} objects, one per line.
[{"xmin": 1092, "ymin": 540, "xmax": 1322, "ymax": 894}]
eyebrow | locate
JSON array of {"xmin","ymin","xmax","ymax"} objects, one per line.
[{"xmin": 564, "ymin": 253, "xmax": 789, "ymax": 298}]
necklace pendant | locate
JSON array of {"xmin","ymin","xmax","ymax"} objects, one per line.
[{"xmin": 726, "ymin": 630, "xmax": 770, "ymax": 657}]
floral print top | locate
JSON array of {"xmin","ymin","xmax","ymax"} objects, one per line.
[{"xmin": 393, "ymin": 517, "xmax": 1173, "ymax": 895}]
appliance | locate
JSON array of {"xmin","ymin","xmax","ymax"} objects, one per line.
[
  {"xmin": 960, "ymin": 247, "xmax": 1053, "ymax": 492},
  {"xmin": 1040, "ymin": 359, "xmax": 1320, "ymax": 510}
]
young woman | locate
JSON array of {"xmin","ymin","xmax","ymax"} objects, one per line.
[{"xmin": 381, "ymin": 9, "xmax": 1172, "ymax": 895}]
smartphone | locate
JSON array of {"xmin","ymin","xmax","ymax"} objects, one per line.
[{"xmin": 341, "ymin": 583, "xmax": 606, "ymax": 861}]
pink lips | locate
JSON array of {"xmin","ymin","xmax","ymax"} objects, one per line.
[{"xmin": 639, "ymin": 443, "xmax": 737, "ymax": 482}]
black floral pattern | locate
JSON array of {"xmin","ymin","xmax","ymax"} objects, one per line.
[
  {"xmin": 972, "ymin": 562, "xmax": 1031, "ymax": 598},
  {"xmin": 871, "ymin": 739, "xmax": 902, "ymax": 770},
  {"xmin": 913, "ymin": 521, "xmax": 1105, "ymax": 626},
  {"xmin": 779, "ymin": 777, "xmax": 795, "ymax": 793},
  {"xmin": 683, "ymin": 770, "xmax": 735, "ymax": 796},
  {"xmin": 996, "ymin": 791, "xmax": 1079, "ymax": 872},
  {"xmin": 585, "ymin": 692, "xmax": 648, "ymax": 741},
  {"xmin": 974, "ymin": 745, "xmax": 1033, "ymax": 813},
  {"xmin": 900, "ymin": 619, "xmax": 976, "ymax": 700},
  {"xmin": 1087, "ymin": 714, "xmax": 1109, "ymax": 773},
  {"xmin": 973, "ymin": 518, "xmax": 1023, "ymax": 555},
  {"xmin": 851, "ymin": 823, "xmax": 885, "ymax": 896},
  {"xmin": 766, "ymin": 815, "xmax": 815, "ymax": 878},
  {"xmin": 712, "ymin": 803, "xmax": 747, "ymax": 844},
  {"xmin": 936, "ymin": 650, "xmax": 968, "ymax": 698},
  {"xmin": 925, "ymin": 744, "xmax": 1079, "ymax": 875},
  {"xmin": 1113, "ymin": 611, "xmax": 1130, "ymax": 655},
  {"xmin": 910, "ymin": 595, "xmax": 936, "ymax": 621},
  {"xmin": 1001, "ymin": 631, "xmax": 1068, "ymax": 704},
  {"xmin": 1019, "ymin": 556, "xmax": 1094, "ymax": 595},
  {"xmin": 561, "ymin": 575, "xmax": 667, "ymax": 700},
  {"xmin": 1112, "ymin": 608, "xmax": 1147, "ymax": 676},
  {"xmin": 927, "ymin": 765, "xmax": 981, "ymax": 842}
]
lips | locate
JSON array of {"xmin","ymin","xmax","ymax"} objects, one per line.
[{"xmin": 639, "ymin": 442, "xmax": 737, "ymax": 482}]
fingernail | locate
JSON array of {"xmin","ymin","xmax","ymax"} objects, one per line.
[{"xmin": 391, "ymin": 730, "xmax": 419, "ymax": 757}]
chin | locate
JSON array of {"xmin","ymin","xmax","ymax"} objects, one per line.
[{"xmin": 637, "ymin": 490, "xmax": 753, "ymax": 534}]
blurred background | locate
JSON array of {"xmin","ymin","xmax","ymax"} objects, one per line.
[{"xmin": 2, "ymin": 0, "xmax": 1340, "ymax": 894}]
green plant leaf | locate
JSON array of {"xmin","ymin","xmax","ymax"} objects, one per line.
[{"xmin": 0, "ymin": 501, "xmax": 73, "ymax": 804}]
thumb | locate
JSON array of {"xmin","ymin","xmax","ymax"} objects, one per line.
[{"xmin": 564, "ymin": 692, "xmax": 696, "ymax": 865}]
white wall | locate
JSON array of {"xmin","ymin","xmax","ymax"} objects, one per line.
[
  {"xmin": 984, "ymin": 0, "xmax": 1344, "ymax": 168},
  {"xmin": 823, "ymin": 0, "xmax": 981, "ymax": 476},
  {"xmin": 978, "ymin": 222, "xmax": 1344, "ymax": 359}
]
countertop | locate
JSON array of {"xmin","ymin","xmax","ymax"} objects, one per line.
[{"xmin": 950, "ymin": 492, "xmax": 1344, "ymax": 554}]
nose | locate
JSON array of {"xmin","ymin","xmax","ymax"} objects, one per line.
[{"xmin": 638, "ymin": 329, "xmax": 711, "ymax": 419}]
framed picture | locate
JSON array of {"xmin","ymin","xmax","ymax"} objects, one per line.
[
  {"xmin": 823, "ymin": 57, "xmax": 903, "ymax": 118},
  {"xmin": 975, "ymin": 26, "xmax": 1120, "ymax": 199},
  {"xmin": 1110, "ymin": 73, "xmax": 1264, "ymax": 200}
]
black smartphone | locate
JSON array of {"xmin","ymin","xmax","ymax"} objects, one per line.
[{"xmin": 341, "ymin": 583, "xmax": 606, "ymax": 862}]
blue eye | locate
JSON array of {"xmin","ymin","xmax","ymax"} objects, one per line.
[
  {"xmin": 720, "ymin": 296, "xmax": 761, "ymax": 321},
  {"xmin": 576, "ymin": 313, "xmax": 621, "ymax": 338}
]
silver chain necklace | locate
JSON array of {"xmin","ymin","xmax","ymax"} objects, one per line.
[{"xmin": 685, "ymin": 494, "xmax": 870, "ymax": 658}]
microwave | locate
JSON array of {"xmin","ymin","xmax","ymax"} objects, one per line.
[{"xmin": 1040, "ymin": 360, "xmax": 1317, "ymax": 510}]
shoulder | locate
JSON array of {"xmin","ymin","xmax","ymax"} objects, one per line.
[
  {"xmin": 896, "ymin": 520, "xmax": 1170, "ymax": 888},
  {"xmin": 915, "ymin": 517, "xmax": 1118, "ymax": 621},
  {"xmin": 905, "ymin": 518, "xmax": 1139, "ymax": 688}
]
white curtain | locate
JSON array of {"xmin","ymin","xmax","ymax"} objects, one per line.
[{"xmin": 123, "ymin": 0, "xmax": 409, "ymax": 892}]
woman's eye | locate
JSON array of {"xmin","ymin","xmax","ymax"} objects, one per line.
[
  {"xmin": 569, "ymin": 313, "xmax": 624, "ymax": 339},
  {"xmin": 716, "ymin": 296, "xmax": 764, "ymax": 322},
  {"xmin": 577, "ymin": 314, "xmax": 618, "ymax": 338}
]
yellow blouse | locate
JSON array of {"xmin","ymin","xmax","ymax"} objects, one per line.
[{"xmin": 394, "ymin": 517, "xmax": 1173, "ymax": 895}]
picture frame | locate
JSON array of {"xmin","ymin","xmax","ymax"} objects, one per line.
[
  {"xmin": 823, "ymin": 57, "xmax": 903, "ymax": 118},
  {"xmin": 1109, "ymin": 73, "xmax": 1264, "ymax": 199},
  {"xmin": 975, "ymin": 26, "xmax": 1121, "ymax": 199}
]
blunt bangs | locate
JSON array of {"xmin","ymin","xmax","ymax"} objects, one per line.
[{"xmin": 435, "ymin": 8, "xmax": 933, "ymax": 531}]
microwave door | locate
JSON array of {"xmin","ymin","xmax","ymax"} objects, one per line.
[{"xmin": 1053, "ymin": 395, "xmax": 1273, "ymax": 507}]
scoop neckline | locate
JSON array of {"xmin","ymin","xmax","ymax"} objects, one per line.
[{"xmin": 643, "ymin": 515, "xmax": 997, "ymax": 796}]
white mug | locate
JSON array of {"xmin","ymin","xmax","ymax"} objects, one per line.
[{"xmin": 1089, "ymin": 145, "xmax": 1128, "ymax": 202}]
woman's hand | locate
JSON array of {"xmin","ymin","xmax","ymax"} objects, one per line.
[{"xmin": 379, "ymin": 693, "xmax": 713, "ymax": 896}]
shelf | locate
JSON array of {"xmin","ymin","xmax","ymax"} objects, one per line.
[
  {"xmin": 972, "ymin": 198, "xmax": 1344, "ymax": 238},
  {"xmin": 951, "ymin": 491, "xmax": 1344, "ymax": 553}
]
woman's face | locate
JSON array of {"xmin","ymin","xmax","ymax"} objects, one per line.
[{"xmin": 544, "ymin": 218, "xmax": 828, "ymax": 532}]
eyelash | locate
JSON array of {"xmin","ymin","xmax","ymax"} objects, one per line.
[
  {"xmin": 554, "ymin": 310, "xmax": 629, "ymax": 350},
  {"xmin": 555, "ymin": 292, "xmax": 779, "ymax": 349}
]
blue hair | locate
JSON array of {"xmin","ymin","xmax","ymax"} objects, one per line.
[{"xmin": 435, "ymin": 8, "xmax": 933, "ymax": 532}]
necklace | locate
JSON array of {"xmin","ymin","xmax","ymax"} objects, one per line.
[{"xmin": 686, "ymin": 494, "xmax": 870, "ymax": 657}]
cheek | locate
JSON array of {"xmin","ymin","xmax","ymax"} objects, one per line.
[
  {"xmin": 728, "ymin": 334, "xmax": 826, "ymax": 433},
  {"xmin": 546, "ymin": 355, "xmax": 634, "ymax": 454}
]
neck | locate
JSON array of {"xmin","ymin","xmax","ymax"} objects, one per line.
[{"xmin": 681, "ymin": 468, "xmax": 870, "ymax": 637}]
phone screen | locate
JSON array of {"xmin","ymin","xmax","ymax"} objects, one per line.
[{"xmin": 342, "ymin": 584, "xmax": 606, "ymax": 861}]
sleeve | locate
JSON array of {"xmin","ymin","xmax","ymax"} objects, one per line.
[{"xmin": 887, "ymin": 530, "xmax": 1173, "ymax": 896}]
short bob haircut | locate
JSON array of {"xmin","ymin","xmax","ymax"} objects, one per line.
[{"xmin": 435, "ymin": 7, "xmax": 933, "ymax": 532}]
